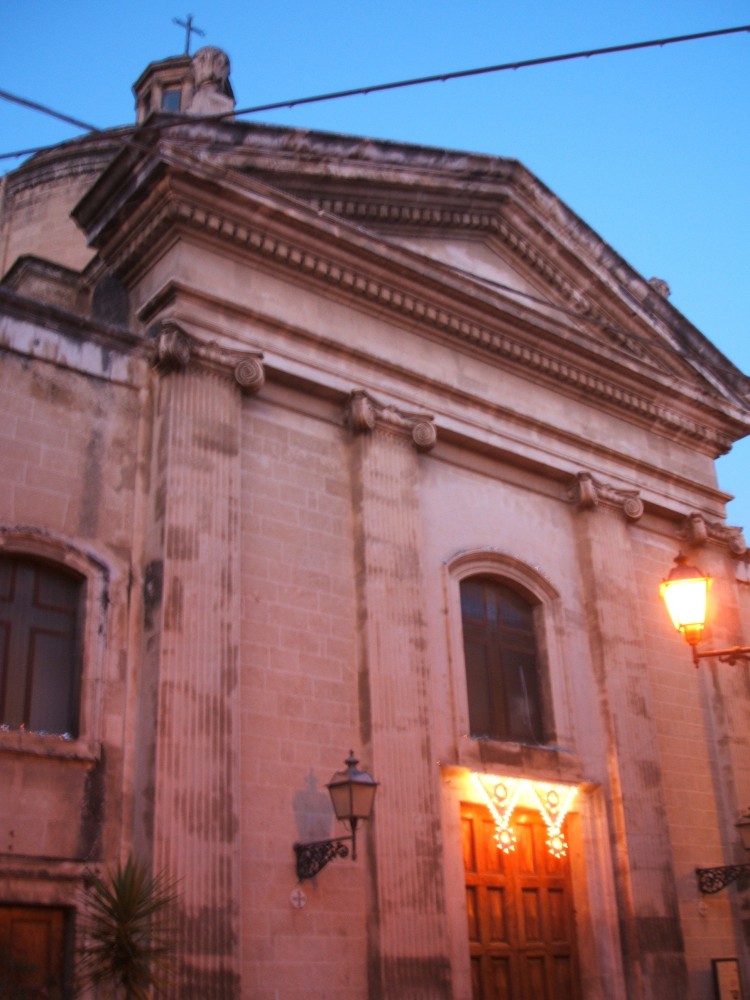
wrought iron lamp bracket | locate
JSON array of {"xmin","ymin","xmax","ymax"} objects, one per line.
[
  {"xmin": 696, "ymin": 863, "xmax": 750, "ymax": 894},
  {"xmin": 294, "ymin": 836, "xmax": 353, "ymax": 881},
  {"xmin": 693, "ymin": 646, "xmax": 750, "ymax": 667}
]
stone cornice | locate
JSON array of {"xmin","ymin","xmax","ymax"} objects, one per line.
[
  {"xmin": 0, "ymin": 284, "xmax": 142, "ymax": 391},
  {"xmin": 4, "ymin": 134, "xmax": 123, "ymax": 198},
  {"xmin": 76, "ymin": 153, "xmax": 749, "ymax": 456},
  {"xmin": 308, "ymin": 195, "xmax": 698, "ymax": 386},
  {"xmin": 310, "ymin": 197, "xmax": 497, "ymax": 233}
]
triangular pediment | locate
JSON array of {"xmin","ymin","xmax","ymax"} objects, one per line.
[
  {"xmin": 72, "ymin": 118, "xmax": 750, "ymax": 451},
  {"xmin": 174, "ymin": 119, "xmax": 743, "ymax": 404},
  {"xmin": 370, "ymin": 230, "xmax": 702, "ymax": 386}
]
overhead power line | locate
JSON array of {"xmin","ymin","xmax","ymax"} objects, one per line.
[
  {"xmin": 226, "ymin": 23, "xmax": 750, "ymax": 122},
  {"xmin": 1, "ymin": 22, "xmax": 748, "ymax": 162},
  {"xmin": 0, "ymin": 88, "xmax": 98, "ymax": 134}
]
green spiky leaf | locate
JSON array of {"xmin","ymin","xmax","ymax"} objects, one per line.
[{"xmin": 77, "ymin": 856, "xmax": 179, "ymax": 999}]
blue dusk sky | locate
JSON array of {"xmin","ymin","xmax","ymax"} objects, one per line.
[{"xmin": 1, "ymin": 1, "xmax": 749, "ymax": 532}]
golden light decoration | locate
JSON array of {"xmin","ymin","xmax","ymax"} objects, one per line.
[
  {"xmin": 475, "ymin": 775, "xmax": 521, "ymax": 854},
  {"xmin": 532, "ymin": 783, "xmax": 578, "ymax": 858},
  {"xmin": 474, "ymin": 774, "xmax": 577, "ymax": 859}
]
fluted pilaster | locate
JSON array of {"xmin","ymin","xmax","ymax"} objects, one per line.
[
  {"xmin": 572, "ymin": 488, "xmax": 688, "ymax": 1000},
  {"xmin": 144, "ymin": 324, "xmax": 264, "ymax": 997},
  {"xmin": 347, "ymin": 390, "xmax": 452, "ymax": 999}
]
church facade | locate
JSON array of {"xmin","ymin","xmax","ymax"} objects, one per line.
[{"xmin": 1, "ymin": 48, "xmax": 750, "ymax": 1000}]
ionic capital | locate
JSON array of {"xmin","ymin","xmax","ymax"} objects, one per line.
[
  {"xmin": 570, "ymin": 471, "xmax": 644, "ymax": 522},
  {"xmin": 346, "ymin": 390, "xmax": 436, "ymax": 452},
  {"xmin": 149, "ymin": 321, "xmax": 265, "ymax": 394},
  {"xmin": 682, "ymin": 512, "xmax": 747, "ymax": 557},
  {"xmin": 151, "ymin": 322, "xmax": 192, "ymax": 374}
]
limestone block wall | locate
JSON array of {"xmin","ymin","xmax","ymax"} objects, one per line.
[
  {"xmin": 0, "ymin": 332, "xmax": 141, "ymax": 906},
  {"xmin": 0, "ymin": 144, "xmax": 116, "ymax": 276},
  {"xmin": 632, "ymin": 532, "xmax": 750, "ymax": 996},
  {"xmin": 238, "ymin": 388, "xmax": 365, "ymax": 1000}
]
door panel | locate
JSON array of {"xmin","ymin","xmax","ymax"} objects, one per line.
[
  {"xmin": 0, "ymin": 905, "xmax": 68, "ymax": 998},
  {"xmin": 462, "ymin": 803, "xmax": 581, "ymax": 1000}
]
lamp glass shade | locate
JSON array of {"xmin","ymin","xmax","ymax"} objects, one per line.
[
  {"xmin": 660, "ymin": 556, "xmax": 711, "ymax": 645},
  {"xmin": 327, "ymin": 753, "xmax": 378, "ymax": 824}
]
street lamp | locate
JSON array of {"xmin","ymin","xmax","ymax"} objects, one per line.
[
  {"xmin": 660, "ymin": 553, "xmax": 750, "ymax": 666},
  {"xmin": 661, "ymin": 557, "xmax": 750, "ymax": 892},
  {"xmin": 294, "ymin": 751, "xmax": 378, "ymax": 881}
]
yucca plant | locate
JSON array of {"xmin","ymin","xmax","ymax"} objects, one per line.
[{"xmin": 77, "ymin": 856, "xmax": 179, "ymax": 999}]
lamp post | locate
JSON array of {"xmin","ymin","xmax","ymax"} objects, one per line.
[
  {"xmin": 294, "ymin": 751, "xmax": 378, "ymax": 881},
  {"xmin": 660, "ymin": 553, "xmax": 750, "ymax": 666}
]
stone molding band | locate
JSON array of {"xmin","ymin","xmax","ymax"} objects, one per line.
[{"xmin": 107, "ymin": 186, "xmax": 734, "ymax": 456}]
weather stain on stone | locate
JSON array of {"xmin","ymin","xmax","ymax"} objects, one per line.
[
  {"xmin": 164, "ymin": 575, "xmax": 184, "ymax": 631},
  {"xmin": 166, "ymin": 524, "xmax": 198, "ymax": 560},
  {"xmin": 30, "ymin": 368, "xmax": 75, "ymax": 407},
  {"xmin": 79, "ymin": 428, "xmax": 104, "ymax": 537},
  {"xmin": 143, "ymin": 560, "xmax": 163, "ymax": 629},
  {"xmin": 77, "ymin": 758, "xmax": 104, "ymax": 861},
  {"xmin": 376, "ymin": 955, "xmax": 453, "ymax": 997},
  {"xmin": 637, "ymin": 759, "xmax": 661, "ymax": 790},
  {"xmin": 194, "ymin": 420, "xmax": 239, "ymax": 456}
]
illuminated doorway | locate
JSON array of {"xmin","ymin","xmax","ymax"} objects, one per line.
[{"xmin": 462, "ymin": 802, "xmax": 581, "ymax": 1000}]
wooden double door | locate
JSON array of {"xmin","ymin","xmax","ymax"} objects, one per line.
[{"xmin": 462, "ymin": 803, "xmax": 581, "ymax": 1000}]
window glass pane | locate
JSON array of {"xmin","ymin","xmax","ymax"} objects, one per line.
[
  {"xmin": 465, "ymin": 640, "xmax": 492, "ymax": 737},
  {"xmin": 0, "ymin": 621, "xmax": 9, "ymax": 720},
  {"xmin": 0, "ymin": 556, "xmax": 82, "ymax": 735},
  {"xmin": 498, "ymin": 589, "xmax": 534, "ymax": 631},
  {"xmin": 161, "ymin": 88, "xmax": 181, "ymax": 111},
  {"xmin": 460, "ymin": 581, "xmax": 486, "ymax": 622},
  {"xmin": 503, "ymin": 649, "xmax": 543, "ymax": 743},
  {"xmin": 28, "ymin": 628, "xmax": 77, "ymax": 733},
  {"xmin": 460, "ymin": 576, "xmax": 545, "ymax": 744}
]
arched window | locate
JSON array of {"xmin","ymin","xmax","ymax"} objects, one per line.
[
  {"xmin": 460, "ymin": 575, "xmax": 545, "ymax": 744},
  {"xmin": 0, "ymin": 555, "xmax": 84, "ymax": 736}
]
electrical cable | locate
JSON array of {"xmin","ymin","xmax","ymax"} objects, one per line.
[
  {"xmin": 0, "ymin": 20, "xmax": 743, "ymax": 401},
  {"xmin": 216, "ymin": 22, "xmax": 750, "ymax": 124},
  {"xmin": 0, "ymin": 88, "xmax": 98, "ymax": 134},
  {"xmin": 1, "ymin": 22, "xmax": 748, "ymax": 162}
]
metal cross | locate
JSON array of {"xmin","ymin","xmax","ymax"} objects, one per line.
[{"xmin": 172, "ymin": 14, "xmax": 206, "ymax": 55}]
